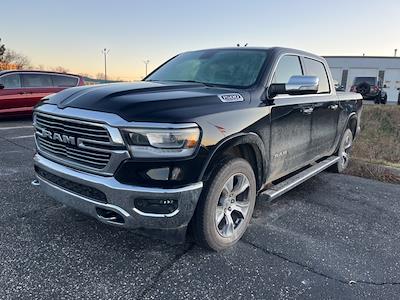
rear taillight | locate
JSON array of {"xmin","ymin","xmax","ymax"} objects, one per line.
[
  {"xmin": 372, "ymin": 85, "xmax": 378, "ymax": 92},
  {"xmin": 350, "ymin": 85, "xmax": 357, "ymax": 92}
]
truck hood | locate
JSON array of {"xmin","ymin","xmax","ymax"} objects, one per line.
[{"xmin": 42, "ymin": 81, "xmax": 250, "ymax": 122}]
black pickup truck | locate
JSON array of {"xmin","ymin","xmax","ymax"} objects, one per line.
[{"xmin": 32, "ymin": 47, "xmax": 362, "ymax": 251}]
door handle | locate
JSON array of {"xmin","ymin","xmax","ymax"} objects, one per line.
[
  {"xmin": 301, "ymin": 107, "xmax": 314, "ymax": 115},
  {"xmin": 329, "ymin": 104, "xmax": 339, "ymax": 110}
]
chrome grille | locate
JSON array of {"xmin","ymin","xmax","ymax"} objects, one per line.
[{"xmin": 34, "ymin": 113, "xmax": 114, "ymax": 170}]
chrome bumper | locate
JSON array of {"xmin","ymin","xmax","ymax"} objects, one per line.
[{"xmin": 33, "ymin": 154, "xmax": 203, "ymax": 230}]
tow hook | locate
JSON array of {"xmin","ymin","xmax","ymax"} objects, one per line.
[{"xmin": 31, "ymin": 179, "xmax": 40, "ymax": 186}]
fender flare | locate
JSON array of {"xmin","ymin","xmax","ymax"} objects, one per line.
[
  {"xmin": 198, "ymin": 132, "xmax": 266, "ymax": 189},
  {"xmin": 346, "ymin": 112, "xmax": 358, "ymax": 137},
  {"xmin": 335, "ymin": 112, "xmax": 358, "ymax": 153}
]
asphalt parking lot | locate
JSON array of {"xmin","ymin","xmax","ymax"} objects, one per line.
[{"xmin": 1, "ymin": 118, "xmax": 400, "ymax": 299}]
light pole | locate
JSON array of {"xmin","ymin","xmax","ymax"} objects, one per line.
[
  {"xmin": 102, "ymin": 48, "xmax": 110, "ymax": 81},
  {"xmin": 143, "ymin": 60, "xmax": 150, "ymax": 77}
]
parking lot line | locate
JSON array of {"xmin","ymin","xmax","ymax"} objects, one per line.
[
  {"xmin": 9, "ymin": 135, "xmax": 34, "ymax": 140},
  {"xmin": 0, "ymin": 126, "xmax": 33, "ymax": 130}
]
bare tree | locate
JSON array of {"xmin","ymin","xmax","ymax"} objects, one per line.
[
  {"xmin": 96, "ymin": 73, "xmax": 105, "ymax": 80},
  {"xmin": 2, "ymin": 49, "xmax": 31, "ymax": 69},
  {"xmin": 51, "ymin": 66, "xmax": 69, "ymax": 73},
  {"xmin": 78, "ymin": 73, "xmax": 90, "ymax": 78},
  {"xmin": 0, "ymin": 38, "xmax": 5, "ymax": 61}
]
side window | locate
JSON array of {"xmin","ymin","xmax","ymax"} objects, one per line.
[
  {"xmin": 51, "ymin": 75, "xmax": 79, "ymax": 87},
  {"xmin": 0, "ymin": 74, "xmax": 22, "ymax": 89},
  {"xmin": 21, "ymin": 74, "xmax": 53, "ymax": 88},
  {"xmin": 304, "ymin": 58, "xmax": 330, "ymax": 93},
  {"xmin": 272, "ymin": 55, "xmax": 303, "ymax": 84}
]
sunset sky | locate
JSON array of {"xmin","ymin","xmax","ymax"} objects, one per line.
[{"xmin": 2, "ymin": 0, "xmax": 399, "ymax": 81}]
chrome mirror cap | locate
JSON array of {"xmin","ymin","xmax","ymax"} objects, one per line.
[{"xmin": 285, "ymin": 75, "xmax": 319, "ymax": 94}]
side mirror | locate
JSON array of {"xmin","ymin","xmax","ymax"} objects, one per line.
[
  {"xmin": 0, "ymin": 84, "xmax": 4, "ymax": 90},
  {"xmin": 269, "ymin": 75, "xmax": 319, "ymax": 98}
]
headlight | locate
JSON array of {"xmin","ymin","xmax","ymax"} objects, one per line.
[{"xmin": 122, "ymin": 126, "xmax": 201, "ymax": 158}]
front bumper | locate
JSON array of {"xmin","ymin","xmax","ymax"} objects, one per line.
[{"xmin": 33, "ymin": 154, "xmax": 203, "ymax": 230}]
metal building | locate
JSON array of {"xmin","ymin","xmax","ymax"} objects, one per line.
[{"xmin": 324, "ymin": 56, "xmax": 400, "ymax": 102}]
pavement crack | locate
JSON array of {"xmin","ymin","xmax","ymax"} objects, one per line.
[
  {"xmin": 242, "ymin": 239, "xmax": 400, "ymax": 287},
  {"xmin": 138, "ymin": 243, "xmax": 194, "ymax": 299},
  {"xmin": 0, "ymin": 135, "xmax": 34, "ymax": 152}
]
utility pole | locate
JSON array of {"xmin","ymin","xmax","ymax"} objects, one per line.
[
  {"xmin": 395, "ymin": 49, "xmax": 398, "ymax": 57},
  {"xmin": 143, "ymin": 60, "xmax": 150, "ymax": 77},
  {"xmin": 102, "ymin": 48, "xmax": 110, "ymax": 81}
]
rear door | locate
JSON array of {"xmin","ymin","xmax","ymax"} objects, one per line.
[
  {"xmin": 20, "ymin": 73, "xmax": 55, "ymax": 107},
  {"xmin": 51, "ymin": 74, "xmax": 80, "ymax": 90},
  {"xmin": 268, "ymin": 55, "xmax": 314, "ymax": 180},
  {"xmin": 303, "ymin": 57, "xmax": 341, "ymax": 158}
]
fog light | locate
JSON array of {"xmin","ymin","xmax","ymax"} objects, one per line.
[
  {"xmin": 146, "ymin": 167, "xmax": 170, "ymax": 180},
  {"xmin": 134, "ymin": 198, "xmax": 178, "ymax": 214}
]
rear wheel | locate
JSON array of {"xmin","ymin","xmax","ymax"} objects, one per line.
[
  {"xmin": 329, "ymin": 128, "xmax": 353, "ymax": 173},
  {"xmin": 381, "ymin": 94, "xmax": 387, "ymax": 104},
  {"xmin": 193, "ymin": 158, "xmax": 256, "ymax": 251}
]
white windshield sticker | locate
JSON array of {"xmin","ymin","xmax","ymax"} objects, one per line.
[{"xmin": 218, "ymin": 93, "xmax": 244, "ymax": 103}]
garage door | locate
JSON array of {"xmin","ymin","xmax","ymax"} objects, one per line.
[
  {"xmin": 330, "ymin": 68, "xmax": 343, "ymax": 84},
  {"xmin": 346, "ymin": 68, "xmax": 378, "ymax": 92},
  {"xmin": 383, "ymin": 69, "xmax": 400, "ymax": 102}
]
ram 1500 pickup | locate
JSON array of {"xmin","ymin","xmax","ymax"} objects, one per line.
[{"xmin": 32, "ymin": 47, "xmax": 362, "ymax": 251}]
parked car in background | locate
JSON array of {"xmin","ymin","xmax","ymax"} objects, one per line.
[
  {"xmin": 398, "ymin": 89, "xmax": 400, "ymax": 105},
  {"xmin": 350, "ymin": 76, "xmax": 387, "ymax": 104},
  {"xmin": 0, "ymin": 70, "xmax": 84, "ymax": 117},
  {"xmin": 333, "ymin": 80, "xmax": 345, "ymax": 91}
]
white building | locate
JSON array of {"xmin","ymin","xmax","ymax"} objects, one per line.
[{"xmin": 324, "ymin": 56, "xmax": 400, "ymax": 102}]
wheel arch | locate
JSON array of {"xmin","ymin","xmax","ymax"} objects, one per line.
[
  {"xmin": 334, "ymin": 112, "xmax": 357, "ymax": 154},
  {"xmin": 347, "ymin": 112, "xmax": 358, "ymax": 138},
  {"xmin": 198, "ymin": 132, "xmax": 266, "ymax": 190}
]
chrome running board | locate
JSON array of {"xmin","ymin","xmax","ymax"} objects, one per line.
[{"xmin": 261, "ymin": 156, "xmax": 340, "ymax": 200}]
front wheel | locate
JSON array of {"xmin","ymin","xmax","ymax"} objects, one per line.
[
  {"xmin": 329, "ymin": 128, "xmax": 353, "ymax": 173},
  {"xmin": 193, "ymin": 158, "xmax": 256, "ymax": 251}
]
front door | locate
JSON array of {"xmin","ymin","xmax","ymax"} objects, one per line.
[
  {"xmin": 0, "ymin": 73, "xmax": 31, "ymax": 113},
  {"xmin": 268, "ymin": 55, "xmax": 313, "ymax": 181},
  {"xmin": 269, "ymin": 100, "xmax": 314, "ymax": 180}
]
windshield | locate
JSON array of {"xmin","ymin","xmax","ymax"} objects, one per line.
[
  {"xmin": 354, "ymin": 77, "xmax": 377, "ymax": 85},
  {"xmin": 146, "ymin": 49, "xmax": 268, "ymax": 88}
]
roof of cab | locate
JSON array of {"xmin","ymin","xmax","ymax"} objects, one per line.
[
  {"xmin": 183, "ymin": 46, "xmax": 324, "ymax": 61},
  {"xmin": 0, "ymin": 70, "xmax": 82, "ymax": 77}
]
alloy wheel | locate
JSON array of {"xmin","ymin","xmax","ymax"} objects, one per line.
[
  {"xmin": 341, "ymin": 132, "xmax": 352, "ymax": 168},
  {"xmin": 215, "ymin": 173, "xmax": 251, "ymax": 238}
]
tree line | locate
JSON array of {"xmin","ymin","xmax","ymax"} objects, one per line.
[
  {"xmin": 0, "ymin": 38, "xmax": 123, "ymax": 81},
  {"xmin": 0, "ymin": 38, "xmax": 69, "ymax": 73},
  {"xmin": 0, "ymin": 38, "xmax": 31, "ymax": 70}
]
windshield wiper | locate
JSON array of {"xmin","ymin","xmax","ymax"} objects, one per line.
[{"xmin": 148, "ymin": 79, "xmax": 216, "ymax": 87}]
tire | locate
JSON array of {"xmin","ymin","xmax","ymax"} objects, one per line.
[
  {"xmin": 381, "ymin": 94, "xmax": 387, "ymax": 105},
  {"xmin": 329, "ymin": 128, "xmax": 353, "ymax": 173},
  {"xmin": 193, "ymin": 157, "xmax": 256, "ymax": 251},
  {"xmin": 356, "ymin": 82, "xmax": 370, "ymax": 96}
]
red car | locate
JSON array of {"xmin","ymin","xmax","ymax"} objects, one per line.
[{"xmin": 0, "ymin": 70, "xmax": 84, "ymax": 117}]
